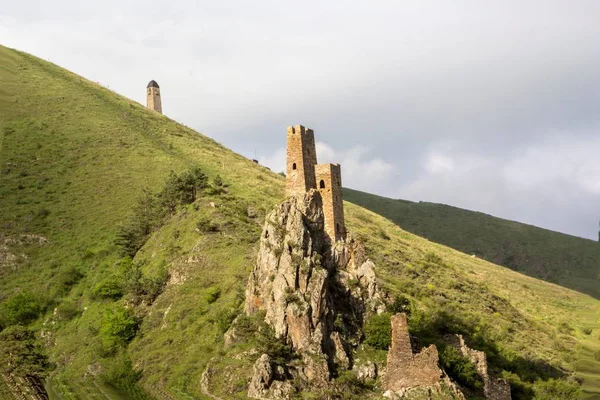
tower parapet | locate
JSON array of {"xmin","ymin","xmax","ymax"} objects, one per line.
[
  {"xmin": 315, "ymin": 163, "xmax": 346, "ymax": 241},
  {"xmin": 286, "ymin": 125, "xmax": 317, "ymax": 197},
  {"xmin": 146, "ymin": 80, "xmax": 162, "ymax": 114},
  {"xmin": 285, "ymin": 124, "xmax": 346, "ymax": 243}
]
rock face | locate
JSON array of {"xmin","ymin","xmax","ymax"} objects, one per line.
[
  {"xmin": 244, "ymin": 190, "xmax": 384, "ymax": 398},
  {"xmin": 443, "ymin": 335, "xmax": 511, "ymax": 400}
]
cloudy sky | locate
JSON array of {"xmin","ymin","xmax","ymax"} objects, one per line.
[{"xmin": 2, "ymin": 1, "xmax": 600, "ymax": 239}]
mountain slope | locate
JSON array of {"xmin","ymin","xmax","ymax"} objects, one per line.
[
  {"xmin": 0, "ymin": 45, "xmax": 599, "ymax": 399},
  {"xmin": 343, "ymin": 187, "xmax": 600, "ymax": 299}
]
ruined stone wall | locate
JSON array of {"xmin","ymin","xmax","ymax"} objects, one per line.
[
  {"xmin": 443, "ymin": 334, "xmax": 511, "ymax": 400},
  {"xmin": 383, "ymin": 313, "xmax": 442, "ymax": 391},
  {"xmin": 285, "ymin": 125, "xmax": 317, "ymax": 197},
  {"xmin": 147, "ymin": 87, "xmax": 162, "ymax": 114},
  {"xmin": 315, "ymin": 163, "xmax": 345, "ymax": 242}
]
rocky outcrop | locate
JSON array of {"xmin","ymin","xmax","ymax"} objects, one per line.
[
  {"xmin": 247, "ymin": 354, "xmax": 294, "ymax": 400},
  {"xmin": 383, "ymin": 313, "xmax": 466, "ymax": 400},
  {"xmin": 243, "ymin": 190, "xmax": 385, "ymax": 398},
  {"xmin": 443, "ymin": 334, "xmax": 511, "ymax": 400}
]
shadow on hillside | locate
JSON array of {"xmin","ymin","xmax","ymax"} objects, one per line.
[
  {"xmin": 410, "ymin": 309, "xmax": 568, "ymax": 400},
  {"xmin": 343, "ymin": 187, "xmax": 600, "ymax": 301}
]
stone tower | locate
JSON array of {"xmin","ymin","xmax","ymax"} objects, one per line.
[
  {"xmin": 315, "ymin": 163, "xmax": 346, "ymax": 242},
  {"xmin": 286, "ymin": 125, "xmax": 317, "ymax": 197},
  {"xmin": 146, "ymin": 80, "xmax": 162, "ymax": 114}
]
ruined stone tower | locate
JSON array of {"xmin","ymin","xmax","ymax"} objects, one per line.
[
  {"xmin": 286, "ymin": 125, "xmax": 317, "ymax": 197},
  {"xmin": 285, "ymin": 125, "xmax": 346, "ymax": 242},
  {"xmin": 146, "ymin": 80, "xmax": 162, "ymax": 114},
  {"xmin": 315, "ymin": 163, "xmax": 346, "ymax": 241}
]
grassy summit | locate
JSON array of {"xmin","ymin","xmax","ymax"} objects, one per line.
[
  {"xmin": 343, "ymin": 187, "xmax": 600, "ymax": 300},
  {"xmin": 1, "ymin": 44, "xmax": 599, "ymax": 399}
]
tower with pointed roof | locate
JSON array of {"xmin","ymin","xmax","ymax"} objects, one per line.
[{"xmin": 146, "ymin": 80, "xmax": 162, "ymax": 113}]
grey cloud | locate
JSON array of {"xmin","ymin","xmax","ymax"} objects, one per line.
[{"xmin": 2, "ymin": 0, "xmax": 600, "ymax": 238}]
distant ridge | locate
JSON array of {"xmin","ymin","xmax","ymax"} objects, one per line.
[{"xmin": 343, "ymin": 187, "xmax": 600, "ymax": 299}]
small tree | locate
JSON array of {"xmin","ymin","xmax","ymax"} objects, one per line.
[
  {"xmin": 0, "ymin": 326, "xmax": 49, "ymax": 378},
  {"xmin": 439, "ymin": 346, "xmax": 483, "ymax": 390},
  {"xmin": 363, "ymin": 313, "xmax": 392, "ymax": 350},
  {"xmin": 100, "ymin": 305, "xmax": 138, "ymax": 352},
  {"xmin": 0, "ymin": 293, "xmax": 41, "ymax": 326}
]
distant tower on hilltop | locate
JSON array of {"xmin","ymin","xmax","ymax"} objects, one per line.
[
  {"xmin": 146, "ymin": 80, "xmax": 162, "ymax": 114},
  {"xmin": 286, "ymin": 125, "xmax": 317, "ymax": 197},
  {"xmin": 285, "ymin": 124, "xmax": 346, "ymax": 242}
]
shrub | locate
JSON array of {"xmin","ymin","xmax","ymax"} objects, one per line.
[
  {"xmin": 204, "ymin": 287, "xmax": 221, "ymax": 304},
  {"xmin": 256, "ymin": 323, "xmax": 292, "ymax": 365},
  {"xmin": 581, "ymin": 327, "xmax": 593, "ymax": 335},
  {"xmin": 197, "ymin": 217, "xmax": 219, "ymax": 233},
  {"xmin": 56, "ymin": 265, "xmax": 84, "ymax": 291},
  {"xmin": 387, "ymin": 294, "xmax": 414, "ymax": 316},
  {"xmin": 210, "ymin": 174, "xmax": 226, "ymax": 195},
  {"xmin": 117, "ymin": 258, "xmax": 168, "ymax": 305},
  {"xmin": 55, "ymin": 300, "xmax": 80, "ymax": 321},
  {"xmin": 92, "ymin": 278, "xmax": 123, "ymax": 300},
  {"xmin": 0, "ymin": 326, "xmax": 49, "ymax": 377},
  {"xmin": 363, "ymin": 313, "xmax": 392, "ymax": 350},
  {"xmin": 0, "ymin": 292, "xmax": 41, "ymax": 326},
  {"xmin": 101, "ymin": 355, "xmax": 146, "ymax": 400},
  {"xmin": 332, "ymin": 370, "xmax": 374, "ymax": 398},
  {"xmin": 439, "ymin": 346, "xmax": 483, "ymax": 390},
  {"xmin": 100, "ymin": 306, "xmax": 138, "ymax": 351},
  {"xmin": 532, "ymin": 378, "xmax": 582, "ymax": 400},
  {"xmin": 424, "ymin": 252, "xmax": 443, "ymax": 263},
  {"xmin": 216, "ymin": 309, "xmax": 238, "ymax": 334}
]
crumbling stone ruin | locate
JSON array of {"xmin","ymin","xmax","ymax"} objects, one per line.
[
  {"xmin": 146, "ymin": 80, "xmax": 162, "ymax": 114},
  {"xmin": 443, "ymin": 334, "xmax": 511, "ymax": 400},
  {"xmin": 382, "ymin": 314, "xmax": 465, "ymax": 400},
  {"xmin": 285, "ymin": 125, "xmax": 345, "ymax": 242}
]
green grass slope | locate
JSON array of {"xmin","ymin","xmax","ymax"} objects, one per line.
[
  {"xmin": 343, "ymin": 187, "xmax": 600, "ymax": 300},
  {"xmin": 0, "ymin": 44, "xmax": 599, "ymax": 399}
]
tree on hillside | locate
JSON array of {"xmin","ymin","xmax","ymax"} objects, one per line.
[{"xmin": 0, "ymin": 326, "xmax": 49, "ymax": 378}]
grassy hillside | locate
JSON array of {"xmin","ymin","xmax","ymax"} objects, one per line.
[
  {"xmin": 344, "ymin": 188, "xmax": 600, "ymax": 300},
  {"xmin": 0, "ymin": 44, "xmax": 599, "ymax": 399}
]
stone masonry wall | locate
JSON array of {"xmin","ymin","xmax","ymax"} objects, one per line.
[
  {"xmin": 285, "ymin": 125, "xmax": 317, "ymax": 197},
  {"xmin": 443, "ymin": 334, "xmax": 511, "ymax": 400},
  {"xmin": 383, "ymin": 313, "xmax": 442, "ymax": 391},
  {"xmin": 315, "ymin": 163, "xmax": 345, "ymax": 242},
  {"xmin": 147, "ymin": 87, "xmax": 162, "ymax": 114}
]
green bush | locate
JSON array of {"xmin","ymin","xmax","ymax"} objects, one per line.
[
  {"xmin": 363, "ymin": 313, "xmax": 392, "ymax": 350},
  {"xmin": 439, "ymin": 346, "xmax": 483, "ymax": 390},
  {"xmin": 331, "ymin": 370, "xmax": 374, "ymax": 399},
  {"xmin": 100, "ymin": 305, "xmax": 138, "ymax": 352},
  {"xmin": 387, "ymin": 294, "xmax": 414, "ymax": 316},
  {"xmin": 117, "ymin": 258, "xmax": 168, "ymax": 305},
  {"xmin": 0, "ymin": 292, "xmax": 41, "ymax": 326},
  {"xmin": 197, "ymin": 217, "xmax": 220, "ymax": 233},
  {"xmin": 216, "ymin": 309, "xmax": 238, "ymax": 334},
  {"xmin": 101, "ymin": 355, "xmax": 148, "ymax": 400},
  {"xmin": 55, "ymin": 300, "xmax": 80, "ymax": 321},
  {"xmin": 56, "ymin": 265, "xmax": 84, "ymax": 289},
  {"xmin": 0, "ymin": 326, "xmax": 49, "ymax": 377},
  {"xmin": 204, "ymin": 287, "xmax": 221, "ymax": 304},
  {"xmin": 116, "ymin": 167, "xmax": 210, "ymax": 256},
  {"xmin": 256, "ymin": 323, "xmax": 293, "ymax": 365},
  {"xmin": 532, "ymin": 378, "xmax": 582, "ymax": 400},
  {"xmin": 92, "ymin": 278, "xmax": 123, "ymax": 300}
]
